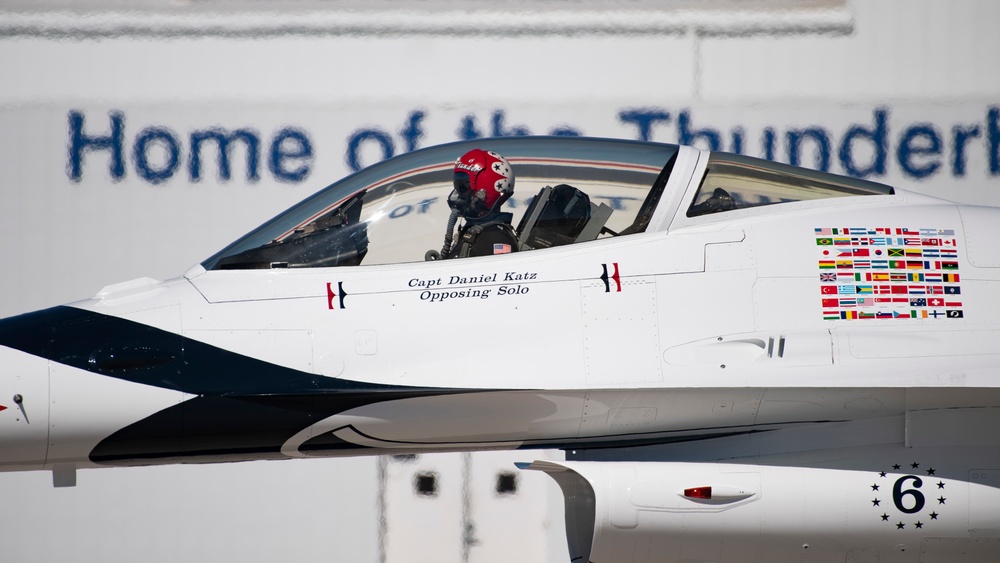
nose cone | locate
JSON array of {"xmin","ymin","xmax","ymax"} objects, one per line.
[
  {"xmin": 0, "ymin": 305, "xmax": 190, "ymax": 473},
  {"xmin": 0, "ymin": 344, "xmax": 50, "ymax": 471}
]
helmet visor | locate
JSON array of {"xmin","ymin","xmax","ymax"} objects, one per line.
[{"xmin": 453, "ymin": 171, "xmax": 472, "ymax": 194}]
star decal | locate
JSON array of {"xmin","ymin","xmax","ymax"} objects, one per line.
[{"xmin": 873, "ymin": 463, "xmax": 945, "ymax": 529}]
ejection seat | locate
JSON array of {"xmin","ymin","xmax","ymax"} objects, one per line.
[{"xmin": 515, "ymin": 184, "xmax": 614, "ymax": 251}]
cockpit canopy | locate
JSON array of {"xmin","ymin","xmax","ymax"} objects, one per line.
[
  {"xmin": 202, "ymin": 137, "xmax": 678, "ymax": 270},
  {"xmin": 201, "ymin": 137, "xmax": 895, "ymax": 271},
  {"xmin": 688, "ymin": 152, "xmax": 894, "ymax": 217}
]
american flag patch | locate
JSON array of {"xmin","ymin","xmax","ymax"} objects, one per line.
[
  {"xmin": 493, "ymin": 243, "xmax": 512, "ymax": 255},
  {"xmin": 816, "ymin": 227, "xmax": 963, "ymax": 320}
]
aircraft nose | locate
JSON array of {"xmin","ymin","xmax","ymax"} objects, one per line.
[{"xmin": 0, "ymin": 344, "xmax": 50, "ymax": 471}]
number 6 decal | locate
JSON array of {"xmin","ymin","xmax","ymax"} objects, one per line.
[{"xmin": 892, "ymin": 475, "xmax": 926, "ymax": 514}]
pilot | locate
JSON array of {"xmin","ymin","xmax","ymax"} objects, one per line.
[{"xmin": 432, "ymin": 149, "xmax": 518, "ymax": 259}]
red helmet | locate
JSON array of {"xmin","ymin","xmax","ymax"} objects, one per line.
[{"xmin": 451, "ymin": 149, "xmax": 514, "ymax": 218}]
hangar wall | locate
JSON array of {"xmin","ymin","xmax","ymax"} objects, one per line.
[{"xmin": 0, "ymin": 1, "xmax": 996, "ymax": 562}]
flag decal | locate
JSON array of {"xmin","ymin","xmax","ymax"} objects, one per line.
[{"xmin": 815, "ymin": 227, "xmax": 962, "ymax": 320}]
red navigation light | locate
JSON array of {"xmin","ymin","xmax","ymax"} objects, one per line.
[{"xmin": 684, "ymin": 486, "xmax": 712, "ymax": 499}]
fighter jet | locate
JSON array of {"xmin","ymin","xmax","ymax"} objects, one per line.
[{"xmin": 1, "ymin": 136, "xmax": 998, "ymax": 562}]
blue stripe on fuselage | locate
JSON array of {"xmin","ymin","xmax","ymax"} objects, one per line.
[
  {"xmin": 0, "ymin": 306, "xmax": 462, "ymax": 464},
  {"xmin": 0, "ymin": 305, "xmax": 435, "ymax": 395}
]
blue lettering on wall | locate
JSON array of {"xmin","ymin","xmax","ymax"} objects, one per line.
[
  {"xmin": 491, "ymin": 110, "xmax": 530, "ymax": 137},
  {"xmin": 550, "ymin": 125, "xmax": 582, "ymax": 136},
  {"xmin": 458, "ymin": 110, "xmax": 532, "ymax": 140},
  {"xmin": 951, "ymin": 123, "xmax": 981, "ymax": 177},
  {"xmin": 762, "ymin": 127, "xmax": 777, "ymax": 161},
  {"xmin": 400, "ymin": 110, "xmax": 426, "ymax": 152},
  {"xmin": 68, "ymin": 110, "xmax": 125, "ymax": 182},
  {"xmin": 67, "ymin": 110, "xmax": 313, "ymax": 185},
  {"xmin": 347, "ymin": 111, "xmax": 433, "ymax": 172},
  {"xmin": 988, "ymin": 106, "xmax": 1000, "ymax": 175},
  {"xmin": 897, "ymin": 124, "xmax": 943, "ymax": 179},
  {"xmin": 66, "ymin": 107, "xmax": 1000, "ymax": 188},
  {"xmin": 617, "ymin": 108, "xmax": 670, "ymax": 142},
  {"xmin": 457, "ymin": 114, "xmax": 482, "ymax": 140},
  {"xmin": 787, "ymin": 127, "xmax": 831, "ymax": 172},
  {"xmin": 678, "ymin": 110, "xmax": 722, "ymax": 151},
  {"xmin": 346, "ymin": 128, "xmax": 395, "ymax": 172},
  {"xmin": 269, "ymin": 127, "xmax": 313, "ymax": 183},
  {"xmin": 133, "ymin": 127, "xmax": 181, "ymax": 184},
  {"xmin": 729, "ymin": 127, "xmax": 745, "ymax": 154},
  {"xmin": 839, "ymin": 108, "xmax": 888, "ymax": 178},
  {"xmin": 190, "ymin": 128, "xmax": 261, "ymax": 182},
  {"xmin": 612, "ymin": 106, "xmax": 998, "ymax": 182}
]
